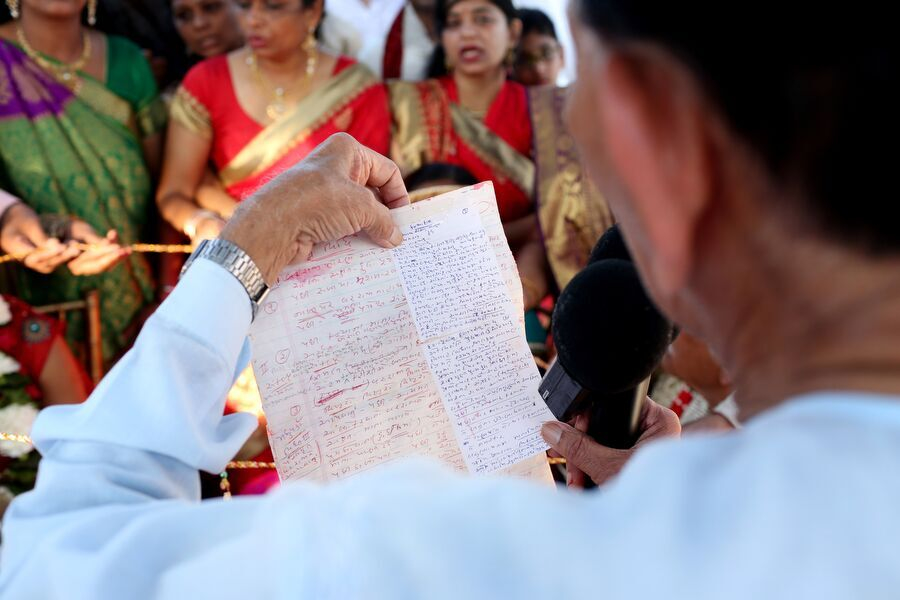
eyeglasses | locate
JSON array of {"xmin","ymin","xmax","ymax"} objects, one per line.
[{"xmin": 515, "ymin": 43, "xmax": 560, "ymax": 68}]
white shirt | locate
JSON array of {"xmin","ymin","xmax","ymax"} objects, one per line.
[
  {"xmin": 319, "ymin": 12, "xmax": 363, "ymax": 58},
  {"xmin": 359, "ymin": 4, "xmax": 435, "ymax": 81},
  {"xmin": 325, "ymin": 0, "xmax": 406, "ymax": 72},
  {"xmin": 2, "ymin": 259, "xmax": 900, "ymax": 598}
]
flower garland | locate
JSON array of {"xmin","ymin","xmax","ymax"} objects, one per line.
[{"xmin": 0, "ymin": 296, "xmax": 42, "ymax": 503}]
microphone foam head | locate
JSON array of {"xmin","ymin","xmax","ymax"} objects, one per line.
[
  {"xmin": 589, "ymin": 224, "xmax": 631, "ymax": 264},
  {"xmin": 553, "ymin": 259, "xmax": 673, "ymax": 394}
]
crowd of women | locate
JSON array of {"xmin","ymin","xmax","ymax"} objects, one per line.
[{"xmin": 0, "ymin": 0, "xmax": 728, "ymax": 508}]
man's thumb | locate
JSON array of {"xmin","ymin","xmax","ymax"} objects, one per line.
[
  {"xmin": 541, "ymin": 421, "xmax": 630, "ymax": 486},
  {"xmin": 361, "ymin": 200, "xmax": 402, "ymax": 249}
]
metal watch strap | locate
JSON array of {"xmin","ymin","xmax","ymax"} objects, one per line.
[{"xmin": 180, "ymin": 239, "xmax": 269, "ymax": 320}]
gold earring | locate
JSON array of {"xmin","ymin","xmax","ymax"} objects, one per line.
[
  {"xmin": 304, "ymin": 28, "xmax": 317, "ymax": 79},
  {"xmin": 505, "ymin": 46, "xmax": 515, "ymax": 69},
  {"xmin": 6, "ymin": 0, "xmax": 19, "ymax": 19},
  {"xmin": 87, "ymin": 0, "xmax": 97, "ymax": 26},
  {"xmin": 444, "ymin": 53, "xmax": 453, "ymax": 72}
]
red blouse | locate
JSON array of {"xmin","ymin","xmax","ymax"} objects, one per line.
[
  {"xmin": 181, "ymin": 55, "xmax": 391, "ymax": 200},
  {"xmin": 440, "ymin": 76, "xmax": 534, "ymax": 222}
]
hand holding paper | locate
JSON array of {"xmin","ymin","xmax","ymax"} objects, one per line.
[{"xmin": 249, "ymin": 183, "xmax": 554, "ymax": 482}]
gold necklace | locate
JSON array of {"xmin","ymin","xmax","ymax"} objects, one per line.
[
  {"xmin": 16, "ymin": 24, "xmax": 91, "ymax": 90},
  {"xmin": 245, "ymin": 51, "xmax": 313, "ymax": 121}
]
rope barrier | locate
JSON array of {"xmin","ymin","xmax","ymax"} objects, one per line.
[{"xmin": 0, "ymin": 243, "xmax": 194, "ymax": 264}]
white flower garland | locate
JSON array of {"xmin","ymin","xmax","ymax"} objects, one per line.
[
  {"xmin": 0, "ymin": 351, "xmax": 21, "ymax": 376},
  {"xmin": 0, "ymin": 296, "xmax": 21, "ymax": 376},
  {"xmin": 0, "ymin": 296, "xmax": 10, "ymax": 327},
  {"xmin": 0, "ymin": 403, "xmax": 38, "ymax": 458}
]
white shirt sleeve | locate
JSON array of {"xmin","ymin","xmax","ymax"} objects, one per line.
[
  {"xmin": 2, "ymin": 259, "xmax": 899, "ymax": 598},
  {"xmin": 0, "ymin": 189, "xmax": 20, "ymax": 220},
  {"xmin": 0, "ymin": 259, "xmax": 259, "ymax": 593}
]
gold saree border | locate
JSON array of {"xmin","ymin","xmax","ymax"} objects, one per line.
[
  {"xmin": 388, "ymin": 80, "xmax": 427, "ymax": 175},
  {"xmin": 530, "ymin": 85, "xmax": 613, "ymax": 289},
  {"xmin": 76, "ymin": 76, "xmax": 139, "ymax": 138},
  {"xmin": 388, "ymin": 80, "xmax": 454, "ymax": 176},
  {"xmin": 449, "ymin": 102, "xmax": 535, "ymax": 199},
  {"xmin": 170, "ymin": 86, "xmax": 212, "ymax": 139},
  {"xmin": 389, "ymin": 79, "xmax": 534, "ymax": 198},
  {"xmin": 136, "ymin": 96, "xmax": 167, "ymax": 139},
  {"xmin": 219, "ymin": 63, "xmax": 377, "ymax": 188},
  {"xmin": 0, "ymin": 38, "xmax": 135, "ymax": 135}
]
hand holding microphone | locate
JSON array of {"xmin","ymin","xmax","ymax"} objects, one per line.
[
  {"xmin": 539, "ymin": 225, "xmax": 681, "ymax": 487},
  {"xmin": 542, "ymin": 399, "xmax": 680, "ymax": 487}
]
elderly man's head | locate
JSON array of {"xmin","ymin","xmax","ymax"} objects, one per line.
[{"xmin": 565, "ymin": 2, "xmax": 899, "ymax": 402}]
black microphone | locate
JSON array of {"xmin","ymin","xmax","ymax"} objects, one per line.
[
  {"xmin": 539, "ymin": 228, "xmax": 674, "ymax": 450},
  {"xmin": 588, "ymin": 223, "xmax": 630, "ymax": 265},
  {"xmin": 539, "ymin": 225, "xmax": 633, "ymax": 426}
]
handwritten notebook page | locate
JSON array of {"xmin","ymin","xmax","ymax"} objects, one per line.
[{"xmin": 249, "ymin": 183, "xmax": 554, "ymax": 483}]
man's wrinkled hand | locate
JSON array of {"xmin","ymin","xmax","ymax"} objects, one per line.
[
  {"xmin": 221, "ymin": 133, "xmax": 410, "ymax": 284},
  {"xmin": 542, "ymin": 399, "xmax": 681, "ymax": 488}
]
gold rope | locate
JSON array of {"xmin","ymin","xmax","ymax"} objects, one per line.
[
  {"xmin": 1, "ymin": 432, "xmax": 567, "ymax": 467},
  {"xmin": 0, "ymin": 243, "xmax": 194, "ymax": 265},
  {"xmin": 227, "ymin": 460, "xmax": 276, "ymax": 469},
  {"xmin": 4, "ymin": 431, "xmax": 567, "ymax": 501},
  {"xmin": 0, "ymin": 432, "xmax": 32, "ymax": 445},
  {"xmin": 2, "ymin": 432, "xmax": 276, "ymax": 469}
]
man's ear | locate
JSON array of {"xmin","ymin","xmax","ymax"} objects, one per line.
[{"xmin": 599, "ymin": 47, "xmax": 715, "ymax": 299}]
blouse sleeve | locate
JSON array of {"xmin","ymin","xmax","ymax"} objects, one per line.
[
  {"xmin": 169, "ymin": 63, "xmax": 215, "ymax": 140},
  {"xmin": 105, "ymin": 36, "xmax": 168, "ymax": 140}
]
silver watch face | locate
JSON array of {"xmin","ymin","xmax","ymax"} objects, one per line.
[{"xmin": 254, "ymin": 286, "xmax": 271, "ymax": 305}]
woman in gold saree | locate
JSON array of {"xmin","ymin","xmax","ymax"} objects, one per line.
[
  {"xmin": 0, "ymin": 0, "xmax": 166, "ymax": 364},
  {"xmin": 392, "ymin": 0, "xmax": 612, "ymax": 299},
  {"xmin": 157, "ymin": 0, "xmax": 390, "ymax": 244}
]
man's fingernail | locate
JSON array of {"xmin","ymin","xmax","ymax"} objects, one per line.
[
  {"xmin": 541, "ymin": 421, "xmax": 563, "ymax": 445},
  {"xmin": 389, "ymin": 228, "xmax": 403, "ymax": 247}
]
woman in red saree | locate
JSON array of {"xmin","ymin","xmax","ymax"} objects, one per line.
[
  {"xmin": 390, "ymin": 0, "xmax": 551, "ymax": 307},
  {"xmin": 390, "ymin": 0, "xmax": 531, "ymax": 221},
  {"xmin": 157, "ymin": 0, "xmax": 388, "ymax": 496},
  {"xmin": 156, "ymin": 0, "xmax": 390, "ymax": 243},
  {"xmin": 392, "ymin": 0, "xmax": 614, "ymax": 300}
]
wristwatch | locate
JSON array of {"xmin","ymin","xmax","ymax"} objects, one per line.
[{"xmin": 180, "ymin": 238, "xmax": 269, "ymax": 320}]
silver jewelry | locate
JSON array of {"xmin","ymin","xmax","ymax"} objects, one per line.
[
  {"xmin": 183, "ymin": 209, "xmax": 221, "ymax": 240},
  {"xmin": 180, "ymin": 238, "xmax": 269, "ymax": 320}
]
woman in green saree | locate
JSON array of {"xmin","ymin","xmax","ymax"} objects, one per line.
[{"xmin": 0, "ymin": 0, "xmax": 167, "ymax": 365}]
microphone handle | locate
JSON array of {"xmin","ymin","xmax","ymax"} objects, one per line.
[
  {"xmin": 581, "ymin": 377, "xmax": 650, "ymax": 489},
  {"xmin": 586, "ymin": 387, "xmax": 643, "ymax": 449}
]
